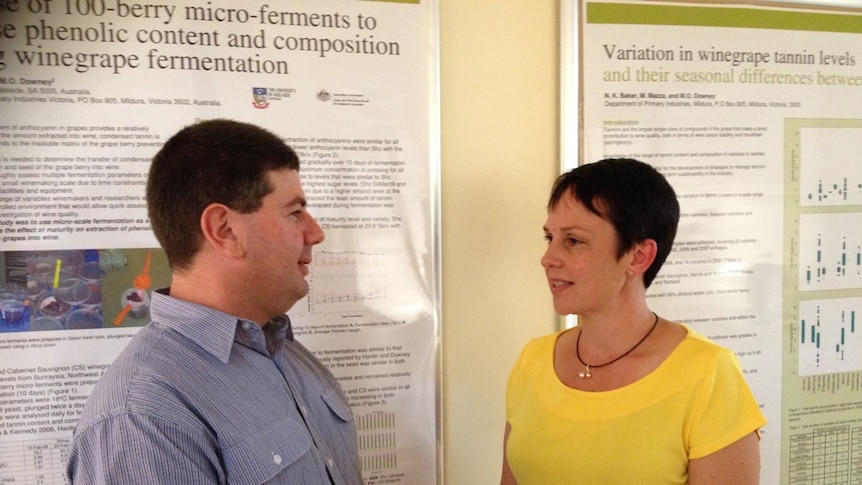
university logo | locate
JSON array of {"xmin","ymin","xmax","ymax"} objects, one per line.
[
  {"xmin": 316, "ymin": 89, "xmax": 332, "ymax": 102},
  {"xmin": 252, "ymin": 87, "xmax": 269, "ymax": 109}
]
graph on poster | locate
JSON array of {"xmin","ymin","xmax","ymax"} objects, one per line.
[
  {"xmin": 798, "ymin": 213, "xmax": 862, "ymax": 291},
  {"xmin": 300, "ymin": 250, "xmax": 390, "ymax": 313},
  {"xmin": 314, "ymin": 251, "xmax": 388, "ymax": 272},
  {"xmin": 309, "ymin": 275, "xmax": 389, "ymax": 313},
  {"xmin": 792, "ymin": 122, "xmax": 862, "ymax": 378},
  {"xmin": 798, "ymin": 298, "xmax": 862, "ymax": 376},
  {"xmin": 800, "ymin": 128, "xmax": 862, "ymax": 206},
  {"xmin": 357, "ymin": 411, "xmax": 398, "ymax": 471}
]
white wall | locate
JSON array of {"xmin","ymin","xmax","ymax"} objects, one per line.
[{"xmin": 440, "ymin": 1, "xmax": 561, "ymax": 483}]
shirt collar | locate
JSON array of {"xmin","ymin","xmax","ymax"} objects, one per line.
[
  {"xmin": 148, "ymin": 288, "xmax": 256, "ymax": 363},
  {"xmin": 260, "ymin": 314, "xmax": 293, "ymax": 356},
  {"xmin": 265, "ymin": 314, "xmax": 294, "ymax": 342}
]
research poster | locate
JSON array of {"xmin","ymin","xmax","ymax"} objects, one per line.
[
  {"xmin": 0, "ymin": 1, "xmax": 440, "ymax": 483},
  {"xmin": 578, "ymin": 1, "xmax": 862, "ymax": 483}
]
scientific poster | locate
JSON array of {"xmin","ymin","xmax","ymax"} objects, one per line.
[
  {"xmin": 577, "ymin": 1, "xmax": 862, "ymax": 483},
  {"xmin": 0, "ymin": 1, "xmax": 440, "ymax": 483}
]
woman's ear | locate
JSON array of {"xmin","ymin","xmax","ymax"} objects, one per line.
[
  {"xmin": 200, "ymin": 203, "xmax": 244, "ymax": 259},
  {"xmin": 629, "ymin": 238, "xmax": 658, "ymax": 276}
]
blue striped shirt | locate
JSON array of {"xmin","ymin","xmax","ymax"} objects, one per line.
[{"xmin": 65, "ymin": 289, "xmax": 362, "ymax": 485}]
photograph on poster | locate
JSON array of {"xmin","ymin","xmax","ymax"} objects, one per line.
[{"xmin": 0, "ymin": 248, "xmax": 164, "ymax": 332}]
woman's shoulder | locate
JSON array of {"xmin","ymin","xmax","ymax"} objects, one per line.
[
  {"xmin": 510, "ymin": 329, "xmax": 570, "ymax": 371},
  {"xmin": 521, "ymin": 328, "xmax": 570, "ymax": 354},
  {"xmin": 676, "ymin": 325, "xmax": 731, "ymax": 353},
  {"xmin": 666, "ymin": 324, "xmax": 741, "ymax": 371}
]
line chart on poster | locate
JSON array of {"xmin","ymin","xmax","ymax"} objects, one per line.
[
  {"xmin": 297, "ymin": 250, "xmax": 391, "ymax": 313},
  {"xmin": 307, "ymin": 274, "xmax": 389, "ymax": 313},
  {"xmin": 313, "ymin": 250, "xmax": 388, "ymax": 274}
]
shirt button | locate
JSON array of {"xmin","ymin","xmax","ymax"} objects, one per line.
[
  {"xmin": 300, "ymin": 406, "xmax": 308, "ymax": 416},
  {"xmin": 242, "ymin": 322, "xmax": 252, "ymax": 330},
  {"xmin": 273, "ymin": 453, "xmax": 283, "ymax": 465},
  {"xmin": 327, "ymin": 457, "xmax": 335, "ymax": 467}
]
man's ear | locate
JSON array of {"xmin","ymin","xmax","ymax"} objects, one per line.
[
  {"xmin": 200, "ymin": 203, "xmax": 244, "ymax": 259},
  {"xmin": 629, "ymin": 238, "xmax": 658, "ymax": 276}
]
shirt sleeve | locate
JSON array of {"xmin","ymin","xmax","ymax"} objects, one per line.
[
  {"xmin": 505, "ymin": 341, "xmax": 533, "ymax": 423},
  {"xmin": 687, "ymin": 347, "xmax": 767, "ymax": 459},
  {"xmin": 66, "ymin": 412, "xmax": 223, "ymax": 485}
]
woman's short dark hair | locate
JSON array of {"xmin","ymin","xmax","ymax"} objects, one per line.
[
  {"xmin": 146, "ymin": 119, "xmax": 300, "ymax": 270},
  {"xmin": 548, "ymin": 158, "xmax": 680, "ymax": 288}
]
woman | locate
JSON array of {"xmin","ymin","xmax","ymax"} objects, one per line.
[{"xmin": 501, "ymin": 158, "xmax": 765, "ymax": 484}]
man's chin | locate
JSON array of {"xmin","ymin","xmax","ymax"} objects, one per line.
[{"xmin": 289, "ymin": 283, "xmax": 310, "ymax": 304}]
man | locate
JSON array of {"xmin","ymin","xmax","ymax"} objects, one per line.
[{"xmin": 66, "ymin": 119, "xmax": 362, "ymax": 484}]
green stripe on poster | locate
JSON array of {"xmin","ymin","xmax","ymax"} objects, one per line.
[{"xmin": 587, "ymin": 2, "xmax": 862, "ymax": 34}]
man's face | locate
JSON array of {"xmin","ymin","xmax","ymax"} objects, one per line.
[{"xmin": 238, "ymin": 168, "xmax": 324, "ymax": 319}]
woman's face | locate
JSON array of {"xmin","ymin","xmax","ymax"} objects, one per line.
[{"xmin": 540, "ymin": 192, "xmax": 632, "ymax": 316}]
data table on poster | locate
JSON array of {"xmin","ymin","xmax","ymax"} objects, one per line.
[
  {"xmin": 0, "ymin": 438, "xmax": 69, "ymax": 484},
  {"xmin": 788, "ymin": 425, "xmax": 862, "ymax": 484}
]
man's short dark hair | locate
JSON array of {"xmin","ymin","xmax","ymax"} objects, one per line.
[{"xmin": 146, "ymin": 119, "xmax": 300, "ymax": 270}]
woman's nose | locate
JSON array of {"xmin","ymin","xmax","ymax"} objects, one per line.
[{"xmin": 540, "ymin": 244, "xmax": 559, "ymax": 269}]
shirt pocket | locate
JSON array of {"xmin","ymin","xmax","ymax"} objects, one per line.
[
  {"xmin": 321, "ymin": 388, "xmax": 353, "ymax": 422},
  {"xmin": 222, "ymin": 417, "xmax": 312, "ymax": 485}
]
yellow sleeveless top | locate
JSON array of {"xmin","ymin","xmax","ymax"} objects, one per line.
[{"xmin": 505, "ymin": 326, "xmax": 766, "ymax": 484}]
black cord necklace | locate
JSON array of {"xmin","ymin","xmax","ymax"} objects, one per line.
[{"xmin": 576, "ymin": 312, "xmax": 659, "ymax": 379}]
